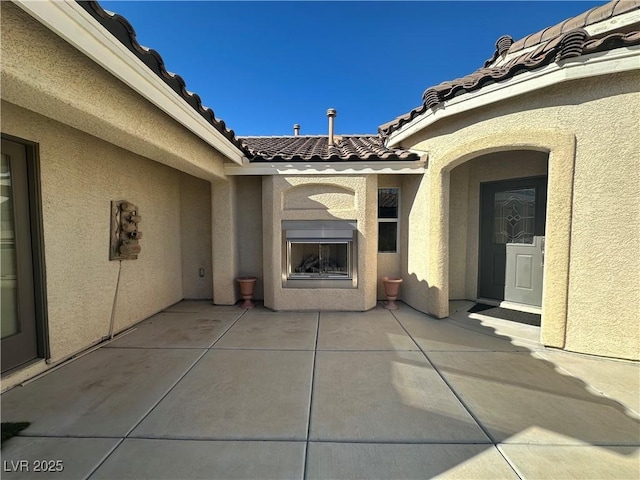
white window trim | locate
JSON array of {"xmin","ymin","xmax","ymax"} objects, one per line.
[{"xmin": 378, "ymin": 187, "xmax": 400, "ymax": 254}]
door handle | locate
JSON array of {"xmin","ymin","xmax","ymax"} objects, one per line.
[{"xmin": 541, "ymin": 237, "xmax": 545, "ymax": 267}]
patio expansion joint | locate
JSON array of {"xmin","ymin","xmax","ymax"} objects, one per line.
[
  {"xmin": 210, "ymin": 347, "xmax": 316, "ymax": 351},
  {"xmin": 389, "ymin": 310, "xmax": 525, "ymax": 479},
  {"xmin": 161, "ymin": 310, "xmax": 202, "ymax": 314},
  {"xmin": 303, "ymin": 311, "xmax": 321, "ymax": 480},
  {"xmin": 497, "ymin": 440, "xmax": 640, "ymax": 447},
  {"xmin": 84, "ymin": 309, "xmax": 250, "ymax": 479},
  {"xmin": 124, "ymin": 435, "xmax": 310, "ymax": 442},
  {"xmin": 81, "ymin": 347, "xmax": 208, "ymax": 477},
  {"xmin": 390, "ymin": 311, "xmax": 494, "ymax": 438},
  {"xmin": 397, "ymin": 346, "xmax": 533, "ymax": 353},
  {"xmin": 307, "ymin": 438, "xmax": 495, "ymax": 445},
  {"xmin": 205, "ymin": 308, "xmax": 250, "ymax": 349},
  {"xmin": 104, "ymin": 346, "xmax": 214, "ymax": 350},
  {"xmin": 495, "ymin": 444, "xmax": 528, "ymax": 480},
  {"xmin": 315, "ymin": 348, "xmax": 421, "ymax": 352},
  {"xmin": 13, "ymin": 433, "xmax": 126, "ymax": 440}
]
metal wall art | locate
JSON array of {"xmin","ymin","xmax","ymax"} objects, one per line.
[{"xmin": 110, "ymin": 200, "xmax": 142, "ymax": 260}]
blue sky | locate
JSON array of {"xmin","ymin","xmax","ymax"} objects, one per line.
[{"xmin": 102, "ymin": 1, "xmax": 602, "ymax": 136}]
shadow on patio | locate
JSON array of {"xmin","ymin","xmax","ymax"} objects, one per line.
[{"xmin": 1, "ymin": 300, "xmax": 638, "ymax": 479}]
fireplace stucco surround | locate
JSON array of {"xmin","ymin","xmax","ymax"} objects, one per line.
[{"xmin": 262, "ymin": 175, "xmax": 377, "ymax": 311}]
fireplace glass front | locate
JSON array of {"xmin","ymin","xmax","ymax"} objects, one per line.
[
  {"xmin": 282, "ymin": 220, "xmax": 357, "ymax": 288},
  {"xmin": 289, "ymin": 242, "xmax": 350, "ymax": 278}
]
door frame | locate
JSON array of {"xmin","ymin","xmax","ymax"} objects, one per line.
[
  {"xmin": 1, "ymin": 134, "xmax": 49, "ymax": 373},
  {"xmin": 478, "ymin": 175, "xmax": 548, "ymax": 305}
]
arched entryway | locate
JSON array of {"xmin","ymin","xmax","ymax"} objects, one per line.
[
  {"xmin": 448, "ymin": 150, "xmax": 548, "ymax": 312},
  {"xmin": 426, "ymin": 129, "xmax": 576, "ymax": 350}
]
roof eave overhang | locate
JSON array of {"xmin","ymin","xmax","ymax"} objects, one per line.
[
  {"xmin": 14, "ymin": 0, "xmax": 247, "ymax": 165},
  {"xmin": 224, "ymin": 158, "xmax": 427, "ymax": 176},
  {"xmin": 387, "ymin": 46, "xmax": 640, "ymax": 148}
]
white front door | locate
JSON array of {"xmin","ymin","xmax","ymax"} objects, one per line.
[{"xmin": 505, "ymin": 236, "xmax": 544, "ymax": 307}]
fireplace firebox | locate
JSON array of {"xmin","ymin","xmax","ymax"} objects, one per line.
[{"xmin": 283, "ymin": 221, "xmax": 357, "ymax": 288}]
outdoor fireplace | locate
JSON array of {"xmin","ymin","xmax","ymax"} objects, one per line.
[{"xmin": 283, "ymin": 220, "xmax": 357, "ymax": 288}]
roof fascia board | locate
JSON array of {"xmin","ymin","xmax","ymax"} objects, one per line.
[
  {"xmin": 14, "ymin": 0, "xmax": 246, "ymax": 165},
  {"xmin": 388, "ymin": 46, "xmax": 640, "ymax": 147},
  {"xmin": 224, "ymin": 161, "xmax": 427, "ymax": 176}
]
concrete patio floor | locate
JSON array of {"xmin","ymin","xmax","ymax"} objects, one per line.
[{"xmin": 1, "ymin": 300, "xmax": 638, "ymax": 479}]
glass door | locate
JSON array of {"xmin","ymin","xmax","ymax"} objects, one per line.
[
  {"xmin": 1, "ymin": 139, "xmax": 38, "ymax": 372},
  {"xmin": 479, "ymin": 176, "xmax": 547, "ymax": 305}
]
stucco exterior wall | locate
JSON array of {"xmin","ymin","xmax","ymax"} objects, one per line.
[
  {"xmin": 448, "ymin": 151, "xmax": 548, "ymax": 300},
  {"xmin": 400, "ymin": 70, "xmax": 640, "ymax": 360},
  {"xmin": 211, "ymin": 177, "xmax": 239, "ymax": 305},
  {"xmin": 180, "ymin": 174, "xmax": 213, "ymax": 299},
  {"xmin": 563, "ymin": 75, "xmax": 640, "ymax": 360},
  {"xmin": 1, "ymin": 102, "xmax": 187, "ymax": 361},
  {"xmin": 1, "ymin": 2, "xmax": 227, "ymax": 182},
  {"xmin": 399, "ymin": 174, "xmax": 431, "ymax": 313},
  {"xmin": 263, "ymin": 175, "xmax": 377, "ymax": 311},
  {"xmin": 236, "ymin": 176, "xmax": 264, "ymax": 299}
]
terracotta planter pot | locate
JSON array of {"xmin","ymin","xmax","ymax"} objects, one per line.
[
  {"xmin": 237, "ymin": 276, "xmax": 258, "ymax": 309},
  {"xmin": 382, "ymin": 276, "xmax": 403, "ymax": 310}
]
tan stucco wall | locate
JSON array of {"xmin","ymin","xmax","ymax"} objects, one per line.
[
  {"xmin": 211, "ymin": 177, "xmax": 239, "ymax": 304},
  {"xmin": 377, "ymin": 175, "xmax": 402, "ymax": 299},
  {"xmin": 1, "ymin": 2, "xmax": 227, "ymax": 182},
  {"xmin": 399, "ymin": 174, "xmax": 431, "ymax": 313},
  {"xmin": 263, "ymin": 175, "xmax": 377, "ymax": 311},
  {"xmin": 401, "ymin": 70, "xmax": 640, "ymax": 360},
  {"xmin": 1, "ymin": 101, "xmax": 190, "ymax": 361},
  {"xmin": 563, "ymin": 75, "xmax": 640, "ymax": 360},
  {"xmin": 180, "ymin": 174, "xmax": 213, "ymax": 299},
  {"xmin": 448, "ymin": 151, "xmax": 548, "ymax": 300},
  {"xmin": 236, "ymin": 176, "xmax": 264, "ymax": 299}
]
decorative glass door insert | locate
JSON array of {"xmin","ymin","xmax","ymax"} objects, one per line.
[{"xmin": 493, "ymin": 188, "xmax": 536, "ymax": 244}]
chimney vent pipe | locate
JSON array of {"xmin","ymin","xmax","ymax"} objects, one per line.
[
  {"xmin": 327, "ymin": 108, "xmax": 337, "ymax": 145},
  {"xmin": 293, "ymin": 124, "xmax": 300, "ymax": 136}
]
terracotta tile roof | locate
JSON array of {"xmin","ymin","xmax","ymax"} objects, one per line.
[
  {"xmin": 509, "ymin": 0, "xmax": 640, "ymax": 54},
  {"xmin": 78, "ymin": 1, "xmax": 418, "ymax": 164},
  {"xmin": 380, "ymin": 1, "xmax": 640, "ymax": 138},
  {"xmin": 77, "ymin": 1, "xmax": 246, "ymax": 153},
  {"xmin": 241, "ymin": 136, "xmax": 420, "ymax": 162}
]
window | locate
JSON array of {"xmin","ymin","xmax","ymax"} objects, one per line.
[{"xmin": 378, "ymin": 187, "xmax": 399, "ymax": 253}]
